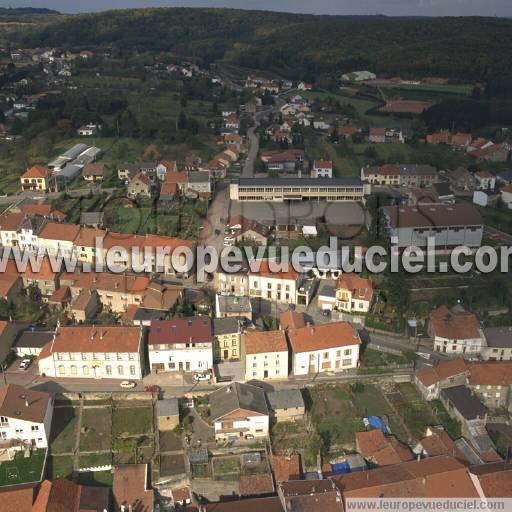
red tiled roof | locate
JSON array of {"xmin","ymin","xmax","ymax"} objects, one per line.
[
  {"xmin": 239, "ymin": 474, "xmax": 274, "ymax": 496},
  {"xmin": 249, "ymin": 260, "xmax": 298, "ymax": 281},
  {"xmin": 49, "ymin": 285, "xmax": 70, "ymax": 303},
  {"xmin": 272, "ymin": 454, "xmax": 301, "ymax": 482},
  {"xmin": 430, "ymin": 305, "xmax": 481, "ymax": 340},
  {"xmin": 279, "ymin": 310, "xmax": 306, "ymax": 330},
  {"xmin": 38, "ymin": 222, "xmax": 81, "ymax": 242},
  {"xmin": 288, "ymin": 321, "xmax": 360, "ymax": 353},
  {"xmin": 39, "ymin": 325, "xmax": 141, "ymax": 358},
  {"xmin": 24, "ymin": 257, "xmax": 58, "ymax": 281},
  {"xmin": 356, "ymin": 429, "xmax": 414, "ymax": 466},
  {"xmin": 113, "ymin": 464, "xmax": 153, "ymax": 512},
  {"xmin": 415, "ymin": 357, "xmax": 469, "ymax": 387},
  {"xmin": 21, "ymin": 165, "xmax": 51, "ymax": 179},
  {"xmin": 474, "ymin": 464, "xmax": 512, "ymax": 497},
  {"xmin": 0, "ymin": 212, "xmax": 26, "ymax": 231},
  {"xmin": 337, "ymin": 273, "xmax": 373, "ymax": 302},
  {"xmin": 0, "ymin": 485, "xmax": 35, "ymax": 512},
  {"xmin": 314, "ymin": 159, "xmax": 333, "ymax": 169},
  {"xmin": 467, "ymin": 361, "xmax": 512, "ymax": 386},
  {"xmin": 244, "ymin": 329, "xmax": 288, "ymax": 354},
  {"xmin": 148, "ymin": 317, "xmax": 212, "ymax": 346}
]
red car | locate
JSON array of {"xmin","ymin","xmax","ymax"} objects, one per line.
[
  {"xmin": 489, "ymin": 233, "xmax": 501, "ymax": 241},
  {"xmin": 144, "ymin": 385, "xmax": 161, "ymax": 394}
]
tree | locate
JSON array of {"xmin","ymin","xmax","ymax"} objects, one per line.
[{"xmin": 178, "ymin": 111, "xmax": 188, "ymax": 130}]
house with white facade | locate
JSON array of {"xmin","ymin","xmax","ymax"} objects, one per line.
[
  {"xmin": 311, "ymin": 160, "xmax": 333, "ymax": 178},
  {"xmin": 500, "ymin": 184, "xmax": 512, "ymax": 209},
  {"xmin": 38, "ymin": 222, "xmax": 81, "ymax": 259},
  {"xmin": 209, "ymin": 382, "xmax": 269, "ymax": 442},
  {"xmin": 248, "ymin": 261, "xmax": 302, "ymax": 304},
  {"xmin": 429, "ymin": 305, "xmax": 486, "ymax": 355},
  {"xmin": 37, "ymin": 325, "xmax": 144, "ymax": 379},
  {"xmin": 244, "ymin": 330, "xmax": 289, "ymax": 381},
  {"xmin": 474, "ymin": 171, "xmax": 496, "ymax": 191},
  {"xmin": 0, "ymin": 384, "xmax": 53, "ymax": 456},
  {"xmin": 288, "ymin": 322, "xmax": 361, "ymax": 376},
  {"xmin": 148, "ymin": 317, "xmax": 213, "ymax": 373},
  {"xmin": 336, "ymin": 274, "xmax": 374, "ymax": 313}
]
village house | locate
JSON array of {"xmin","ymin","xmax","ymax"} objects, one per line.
[
  {"xmin": 0, "ymin": 384, "xmax": 53, "ymax": 457},
  {"xmin": 70, "ymin": 289, "xmax": 101, "ymax": 322},
  {"xmin": 266, "ymin": 389, "xmax": 305, "ymax": 423},
  {"xmin": 12, "ymin": 329, "xmax": 55, "ymax": 357},
  {"xmin": 147, "ymin": 317, "xmax": 213, "ymax": 374},
  {"xmin": 215, "ymin": 267, "xmax": 249, "ymax": 296},
  {"xmin": 474, "ymin": 170, "xmax": 496, "ymax": 191},
  {"xmin": 21, "ymin": 257, "xmax": 60, "ymax": 297},
  {"xmin": 20, "ymin": 165, "xmax": 56, "ymax": 192},
  {"xmin": 77, "ymin": 123, "xmax": 101, "ymax": 136},
  {"xmin": 81, "ymin": 163, "xmax": 105, "ymax": 182},
  {"xmin": 356, "ymin": 429, "xmax": 414, "ymax": 467},
  {"xmin": 59, "ymin": 270, "xmax": 150, "ymax": 313},
  {"xmin": 429, "ymin": 304, "xmax": 485, "ymax": 355},
  {"xmin": 244, "ymin": 330, "xmax": 289, "ymax": 381},
  {"xmin": 156, "ymin": 159, "xmax": 177, "ymax": 181},
  {"xmin": 213, "ymin": 318, "xmax": 242, "ymax": 362},
  {"xmin": 469, "ymin": 143, "xmax": 510, "ymax": 163},
  {"xmin": 113, "ymin": 464, "xmax": 154, "ymax": 512},
  {"xmin": 117, "ymin": 163, "xmax": 140, "ymax": 181},
  {"xmin": 37, "ymin": 325, "xmax": 144, "ymax": 380},
  {"xmin": 369, "ymin": 127, "xmax": 386, "ymax": 143},
  {"xmin": 311, "ymin": 159, "xmax": 333, "ymax": 178},
  {"xmin": 215, "ymin": 294, "xmax": 252, "ymax": 321},
  {"xmin": 288, "ymin": 321, "xmax": 361, "ymax": 376},
  {"xmin": 481, "ymin": 327, "xmax": 512, "ymax": 361},
  {"xmin": 447, "ymin": 167, "xmax": 476, "ymax": 193},
  {"xmin": 128, "ymin": 172, "xmax": 153, "ymax": 198},
  {"xmin": 186, "ymin": 171, "xmax": 211, "ymax": 199},
  {"xmin": 467, "ymin": 362, "xmax": 512, "ymax": 411},
  {"xmin": 500, "ymin": 184, "xmax": 512, "ymax": 209},
  {"xmin": 248, "ymin": 261, "xmax": 303, "ymax": 305},
  {"xmin": 229, "ymin": 215, "xmax": 270, "ymax": 246},
  {"xmin": 336, "ymin": 274, "xmax": 374, "ymax": 313},
  {"xmin": 38, "ymin": 222, "xmax": 81, "ymax": 259},
  {"xmin": 414, "ymin": 358, "xmax": 470, "ymax": 401},
  {"xmin": 74, "ymin": 227, "xmax": 106, "ymax": 264},
  {"xmin": 209, "ymin": 382, "xmax": 269, "ymax": 442}
]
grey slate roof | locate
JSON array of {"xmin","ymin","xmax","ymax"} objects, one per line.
[
  {"xmin": 213, "ymin": 317, "xmax": 240, "ymax": 336},
  {"xmin": 483, "ymin": 326, "xmax": 512, "ymax": 348},
  {"xmin": 267, "ymin": 389, "xmax": 305, "ymax": 411},
  {"xmin": 13, "ymin": 330, "xmax": 55, "ymax": 350},
  {"xmin": 217, "ymin": 295, "xmax": 251, "ymax": 314},
  {"xmin": 209, "ymin": 382, "xmax": 268, "ymax": 421},
  {"xmin": 433, "ymin": 182, "xmax": 453, "ymax": 197},
  {"xmin": 441, "ymin": 385, "xmax": 486, "ymax": 420},
  {"xmin": 157, "ymin": 398, "xmax": 179, "ymax": 418},
  {"xmin": 237, "ymin": 177, "xmax": 363, "ymax": 187}
]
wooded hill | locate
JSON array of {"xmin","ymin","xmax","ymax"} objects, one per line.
[{"xmin": 13, "ymin": 8, "xmax": 512, "ymax": 82}]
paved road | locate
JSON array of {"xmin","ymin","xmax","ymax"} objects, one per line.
[
  {"xmin": 241, "ymin": 97, "xmax": 286, "ymax": 178},
  {"xmin": 484, "ymin": 225, "xmax": 512, "ymax": 246}
]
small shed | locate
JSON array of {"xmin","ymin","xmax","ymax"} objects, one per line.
[{"xmin": 157, "ymin": 398, "xmax": 180, "ymax": 431}]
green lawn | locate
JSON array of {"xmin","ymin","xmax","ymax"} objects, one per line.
[
  {"xmin": 46, "ymin": 454, "xmax": 74, "ymax": 480},
  {"xmin": 80, "ymin": 408, "xmax": 112, "ymax": 452},
  {"xmin": 0, "ymin": 449, "xmax": 46, "ymax": 486},
  {"xmin": 77, "ymin": 470, "xmax": 114, "ymax": 487},
  {"xmin": 213, "ymin": 456, "xmax": 240, "ymax": 476},
  {"xmin": 360, "ymin": 349, "xmax": 415, "ymax": 367},
  {"xmin": 112, "ymin": 406, "xmax": 153, "ymax": 437},
  {"xmin": 49, "ymin": 407, "xmax": 79, "ymax": 454}
]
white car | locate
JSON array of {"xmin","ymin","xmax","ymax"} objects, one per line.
[
  {"xmin": 223, "ymin": 237, "xmax": 234, "ymax": 246},
  {"xmin": 120, "ymin": 380, "xmax": 136, "ymax": 389},
  {"xmin": 19, "ymin": 359, "xmax": 31, "ymax": 371},
  {"xmin": 193, "ymin": 373, "xmax": 212, "ymax": 382}
]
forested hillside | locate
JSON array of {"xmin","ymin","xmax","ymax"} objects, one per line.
[{"xmin": 13, "ymin": 8, "xmax": 512, "ymax": 82}]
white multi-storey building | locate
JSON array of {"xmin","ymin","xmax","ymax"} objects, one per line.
[
  {"xmin": 244, "ymin": 330, "xmax": 289, "ymax": 381},
  {"xmin": 38, "ymin": 221, "xmax": 80, "ymax": 258},
  {"xmin": 38, "ymin": 325, "xmax": 144, "ymax": 379},
  {"xmin": 312, "ymin": 160, "xmax": 333, "ymax": 178},
  {"xmin": 148, "ymin": 317, "xmax": 213, "ymax": 373},
  {"xmin": 0, "ymin": 384, "xmax": 53, "ymax": 455},
  {"xmin": 288, "ymin": 322, "xmax": 361, "ymax": 376}
]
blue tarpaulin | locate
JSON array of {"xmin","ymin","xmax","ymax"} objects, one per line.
[
  {"xmin": 330, "ymin": 461, "xmax": 351, "ymax": 475},
  {"xmin": 368, "ymin": 415, "xmax": 390, "ymax": 434}
]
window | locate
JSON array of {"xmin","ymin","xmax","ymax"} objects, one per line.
[
  {"xmin": 117, "ymin": 353, "xmax": 122, "ymax": 360},
  {"xmin": 106, "ymin": 365, "xmax": 112, "ymax": 375},
  {"xmin": 81, "ymin": 353, "xmax": 87, "ymax": 360},
  {"xmin": 31, "ymin": 425, "xmax": 39, "ymax": 431},
  {"xmin": 344, "ymin": 349, "xmax": 352, "ymax": 356},
  {"xmin": 15, "ymin": 428, "xmax": 23, "ymax": 434},
  {"xmin": 342, "ymin": 358, "xmax": 352, "ymax": 366},
  {"xmin": 130, "ymin": 366, "xmax": 136, "ymax": 376},
  {"xmin": 0, "ymin": 417, "xmax": 8, "ymax": 426},
  {"xmin": 128, "ymin": 353, "xmax": 135, "ymax": 361},
  {"xmin": 118, "ymin": 365, "xmax": 124, "ymax": 376},
  {"xmin": 323, "ymin": 352, "xmax": 329, "ymax": 359},
  {"xmin": 71, "ymin": 365, "xmax": 77, "ymax": 375},
  {"xmin": 105, "ymin": 353, "xmax": 110, "ymax": 360},
  {"xmin": 58, "ymin": 365, "xmax": 65, "ymax": 375},
  {"xmin": 232, "ymin": 349, "xmax": 237, "ymax": 356},
  {"xmin": 83, "ymin": 366, "xmax": 89, "ymax": 376}
]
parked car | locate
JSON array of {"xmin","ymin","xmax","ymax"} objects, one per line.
[
  {"xmin": 19, "ymin": 359, "xmax": 31, "ymax": 371},
  {"xmin": 120, "ymin": 380, "xmax": 136, "ymax": 389},
  {"xmin": 193, "ymin": 372, "xmax": 212, "ymax": 382},
  {"xmin": 144, "ymin": 385, "xmax": 161, "ymax": 394},
  {"xmin": 489, "ymin": 233, "xmax": 501, "ymax": 241}
]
